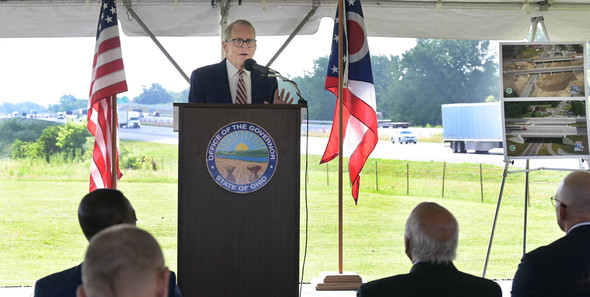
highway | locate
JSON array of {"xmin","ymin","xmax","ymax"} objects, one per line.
[
  {"xmin": 118, "ymin": 124, "xmax": 586, "ymax": 170},
  {"xmin": 505, "ymin": 117, "xmax": 585, "ymax": 125},
  {"xmin": 28, "ymin": 117, "xmax": 585, "ymax": 169},
  {"xmin": 504, "ymin": 65, "xmax": 584, "ymax": 76},
  {"xmin": 505, "ymin": 101, "xmax": 587, "ymax": 139},
  {"xmin": 118, "ymin": 124, "xmax": 178, "ymax": 144}
]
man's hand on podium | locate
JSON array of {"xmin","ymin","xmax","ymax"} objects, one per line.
[{"xmin": 268, "ymin": 88, "xmax": 294, "ymax": 104}]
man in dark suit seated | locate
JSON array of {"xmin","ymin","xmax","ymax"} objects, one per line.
[
  {"xmin": 188, "ymin": 19, "xmax": 293, "ymax": 104},
  {"xmin": 512, "ymin": 171, "xmax": 590, "ymax": 297},
  {"xmin": 77, "ymin": 225, "xmax": 170, "ymax": 297},
  {"xmin": 34, "ymin": 189, "xmax": 181, "ymax": 297},
  {"xmin": 357, "ymin": 202, "xmax": 502, "ymax": 297}
]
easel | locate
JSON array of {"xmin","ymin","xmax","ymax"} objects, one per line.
[
  {"xmin": 482, "ymin": 158, "xmax": 588, "ymax": 277},
  {"xmin": 482, "ymin": 16, "xmax": 590, "ymax": 277}
]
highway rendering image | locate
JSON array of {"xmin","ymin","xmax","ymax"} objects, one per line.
[
  {"xmin": 501, "ymin": 43, "xmax": 585, "ymax": 98},
  {"xmin": 504, "ymin": 100, "xmax": 589, "ymax": 157},
  {"xmin": 501, "ymin": 42, "xmax": 589, "ymax": 158}
]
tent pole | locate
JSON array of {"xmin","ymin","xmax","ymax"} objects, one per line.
[
  {"xmin": 219, "ymin": 0, "xmax": 230, "ymax": 60},
  {"xmin": 266, "ymin": 2, "xmax": 319, "ymax": 67},
  {"xmin": 530, "ymin": 16, "xmax": 550, "ymax": 42},
  {"xmin": 122, "ymin": 0, "xmax": 190, "ymax": 83}
]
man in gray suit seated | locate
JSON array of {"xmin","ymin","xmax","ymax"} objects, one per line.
[
  {"xmin": 357, "ymin": 202, "xmax": 502, "ymax": 297},
  {"xmin": 77, "ymin": 225, "xmax": 170, "ymax": 297}
]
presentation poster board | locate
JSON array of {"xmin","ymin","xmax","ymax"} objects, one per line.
[{"xmin": 500, "ymin": 42, "xmax": 590, "ymax": 159}]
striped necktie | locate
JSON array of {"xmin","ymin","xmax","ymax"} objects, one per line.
[{"xmin": 236, "ymin": 70, "xmax": 247, "ymax": 104}]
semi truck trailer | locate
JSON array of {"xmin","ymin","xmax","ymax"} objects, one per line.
[
  {"xmin": 442, "ymin": 102, "xmax": 503, "ymax": 153},
  {"xmin": 118, "ymin": 110, "xmax": 141, "ymax": 128}
]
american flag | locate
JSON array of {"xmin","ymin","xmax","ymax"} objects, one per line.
[
  {"xmin": 320, "ymin": 0, "xmax": 378, "ymax": 204},
  {"xmin": 87, "ymin": 0, "xmax": 127, "ymax": 191}
]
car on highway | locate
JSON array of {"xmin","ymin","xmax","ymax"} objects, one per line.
[{"xmin": 391, "ymin": 129, "xmax": 418, "ymax": 144}]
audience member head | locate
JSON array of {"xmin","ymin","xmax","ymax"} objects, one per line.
[
  {"xmin": 554, "ymin": 171, "xmax": 590, "ymax": 232},
  {"xmin": 77, "ymin": 225, "xmax": 170, "ymax": 297},
  {"xmin": 404, "ymin": 202, "xmax": 458, "ymax": 264},
  {"xmin": 78, "ymin": 189, "xmax": 137, "ymax": 241},
  {"xmin": 223, "ymin": 19, "xmax": 256, "ymax": 70}
]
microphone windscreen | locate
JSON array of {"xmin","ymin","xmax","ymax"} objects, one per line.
[{"xmin": 243, "ymin": 59, "xmax": 256, "ymax": 71}]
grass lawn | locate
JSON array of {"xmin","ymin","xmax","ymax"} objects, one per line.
[{"xmin": 0, "ymin": 140, "xmax": 568, "ymax": 286}]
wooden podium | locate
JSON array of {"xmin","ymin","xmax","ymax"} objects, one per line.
[{"xmin": 175, "ymin": 103, "xmax": 303, "ymax": 297}]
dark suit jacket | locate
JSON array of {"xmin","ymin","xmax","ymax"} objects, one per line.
[
  {"xmin": 34, "ymin": 263, "xmax": 182, "ymax": 297},
  {"xmin": 188, "ymin": 59, "xmax": 278, "ymax": 104},
  {"xmin": 357, "ymin": 261, "xmax": 502, "ymax": 297},
  {"xmin": 512, "ymin": 224, "xmax": 590, "ymax": 297}
]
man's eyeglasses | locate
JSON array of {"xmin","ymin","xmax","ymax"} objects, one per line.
[
  {"xmin": 225, "ymin": 38, "xmax": 257, "ymax": 48},
  {"xmin": 551, "ymin": 196, "xmax": 566, "ymax": 207}
]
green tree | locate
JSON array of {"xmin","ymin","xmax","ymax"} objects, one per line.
[
  {"xmin": 56, "ymin": 121, "xmax": 91, "ymax": 159},
  {"xmin": 56, "ymin": 95, "xmax": 87, "ymax": 113},
  {"xmin": 504, "ymin": 102, "xmax": 529, "ymax": 118},
  {"xmin": 36, "ymin": 125, "xmax": 61, "ymax": 162},
  {"xmin": 571, "ymin": 101, "xmax": 586, "ymax": 116},
  {"xmin": 11, "ymin": 139, "xmax": 29, "ymax": 159},
  {"xmin": 171, "ymin": 88, "xmax": 190, "ymax": 103},
  {"xmin": 371, "ymin": 55, "xmax": 403, "ymax": 120},
  {"xmin": 134, "ymin": 83, "xmax": 174, "ymax": 104},
  {"xmin": 0, "ymin": 102, "xmax": 46, "ymax": 115},
  {"xmin": 0, "ymin": 118, "xmax": 58, "ymax": 157},
  {"xmin": 386, "ymin": 39, "xmax": 499, "ymax": 126},
  {"xmin": 292, "ymin": 56, "xmax": 336, "ymax": 120}
]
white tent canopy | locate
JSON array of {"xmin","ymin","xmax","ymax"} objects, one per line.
[{"xmin": 1, "ymin": 0, "xmax": 590, "ymax": 41}]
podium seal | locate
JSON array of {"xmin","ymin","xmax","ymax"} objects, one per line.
[{"xmin": 206, "ymin": 121, "xmax": 278, "ymax": 194}]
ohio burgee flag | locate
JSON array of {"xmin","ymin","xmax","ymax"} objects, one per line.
[
  {"xmin": 320, "ymin": 0, "xmax": 378, "ymax": 204},
  {"xmin": 87, "ymin": 0, "xmax": 128, "ymax": 191}
]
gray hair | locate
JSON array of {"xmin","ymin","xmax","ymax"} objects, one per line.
[
  {"xmin": 405, "ymin": 206, "xmax": 458, "ymax": 264},
  {"xmin": 82, "ymin": 225, "xmax": 166, "ymax": 297},
  {"xmin": 224, "ymin": 19, "xmax": 256, "ymax": 41}
]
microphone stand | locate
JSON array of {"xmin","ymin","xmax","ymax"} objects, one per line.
[{"xmin": 268, "ymin": 73, "xmax": 307, "ymax": 106}]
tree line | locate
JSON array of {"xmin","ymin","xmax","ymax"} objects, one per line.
[
  {"xmin": 1, "ymin": 118, "xmax": 160, "ymax": 170},
  {"xmin": 3, "ymin": 39, "xmax": 500, "ymax": 127},
  {"xmin": 290, "ymin": 39, "xmax": 499, "ymax": 126},
  {"xmin": 0, "ymin": 84, "xmax": 186, "ymax": 116}
]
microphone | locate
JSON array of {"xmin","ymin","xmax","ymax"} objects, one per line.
[{"xmin": 244, "ymin": 59, "xmax": 279, "ymax": 77}]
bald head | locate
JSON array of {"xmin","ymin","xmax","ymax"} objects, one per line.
[
  {"xmin": 555, "ymin": 171, "xmax": 590, "ymax": 232},
  {"xmin": 78, "ymin": 225, "xmax": 169, "ymax": 297},
  {"xmin": 405, "ymin": 202, "xmax": 458, "ymax": 264}
]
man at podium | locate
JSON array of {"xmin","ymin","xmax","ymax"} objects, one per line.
[{"xmin": 188, "ymin": 19, "xmax": 293, "ymax": 105}]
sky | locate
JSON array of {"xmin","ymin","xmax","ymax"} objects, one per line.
[{"xmin": 0, "ymin": 18, "xmax": 416, "ymax": 107}]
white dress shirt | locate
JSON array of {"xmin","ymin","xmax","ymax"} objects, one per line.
[{"xmin": 226, "ymin": 59, "xmax": 252, "ymax": 104}]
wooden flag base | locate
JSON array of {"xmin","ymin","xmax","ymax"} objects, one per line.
[{"xmin": 312, "ymin": 272, "xmax": 363, "ymax": 291}]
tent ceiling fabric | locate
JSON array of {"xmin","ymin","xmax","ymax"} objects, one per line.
[{"xmin": 1, "ymin": 0, "xmax": 590, "ymax": 41}]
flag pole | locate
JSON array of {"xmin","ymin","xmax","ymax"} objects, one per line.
[
  {"xmin": 313, "ymin": 0, "xmax": 363, "ymax": 289},
  {"xmin": 111, "ymin": 95, "xmax": 118, "ymax": 188},
  {"xmin": 337, "ymin": 0, "xmax": 344, "ymax": 275}
]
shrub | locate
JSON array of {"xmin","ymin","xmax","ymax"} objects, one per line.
[
  {"xmin": 11, "ymin": 140, "xmax": 42, "ymax": 159},
  {"xmin": 56, "ymin": 121, "xmax": 91, "ymax": 159},
  {"xmin": 0, "ymin": 118, "xmax": 58, "ymax": 157}
]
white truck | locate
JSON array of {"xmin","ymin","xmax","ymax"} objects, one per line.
[
  {"xmin": 442, "ymin": 102, "xmax": 503, "ymax": 153},
  {"xmin": 118, "ymin": 110, "xmax": 141, "ymax": 129}
]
